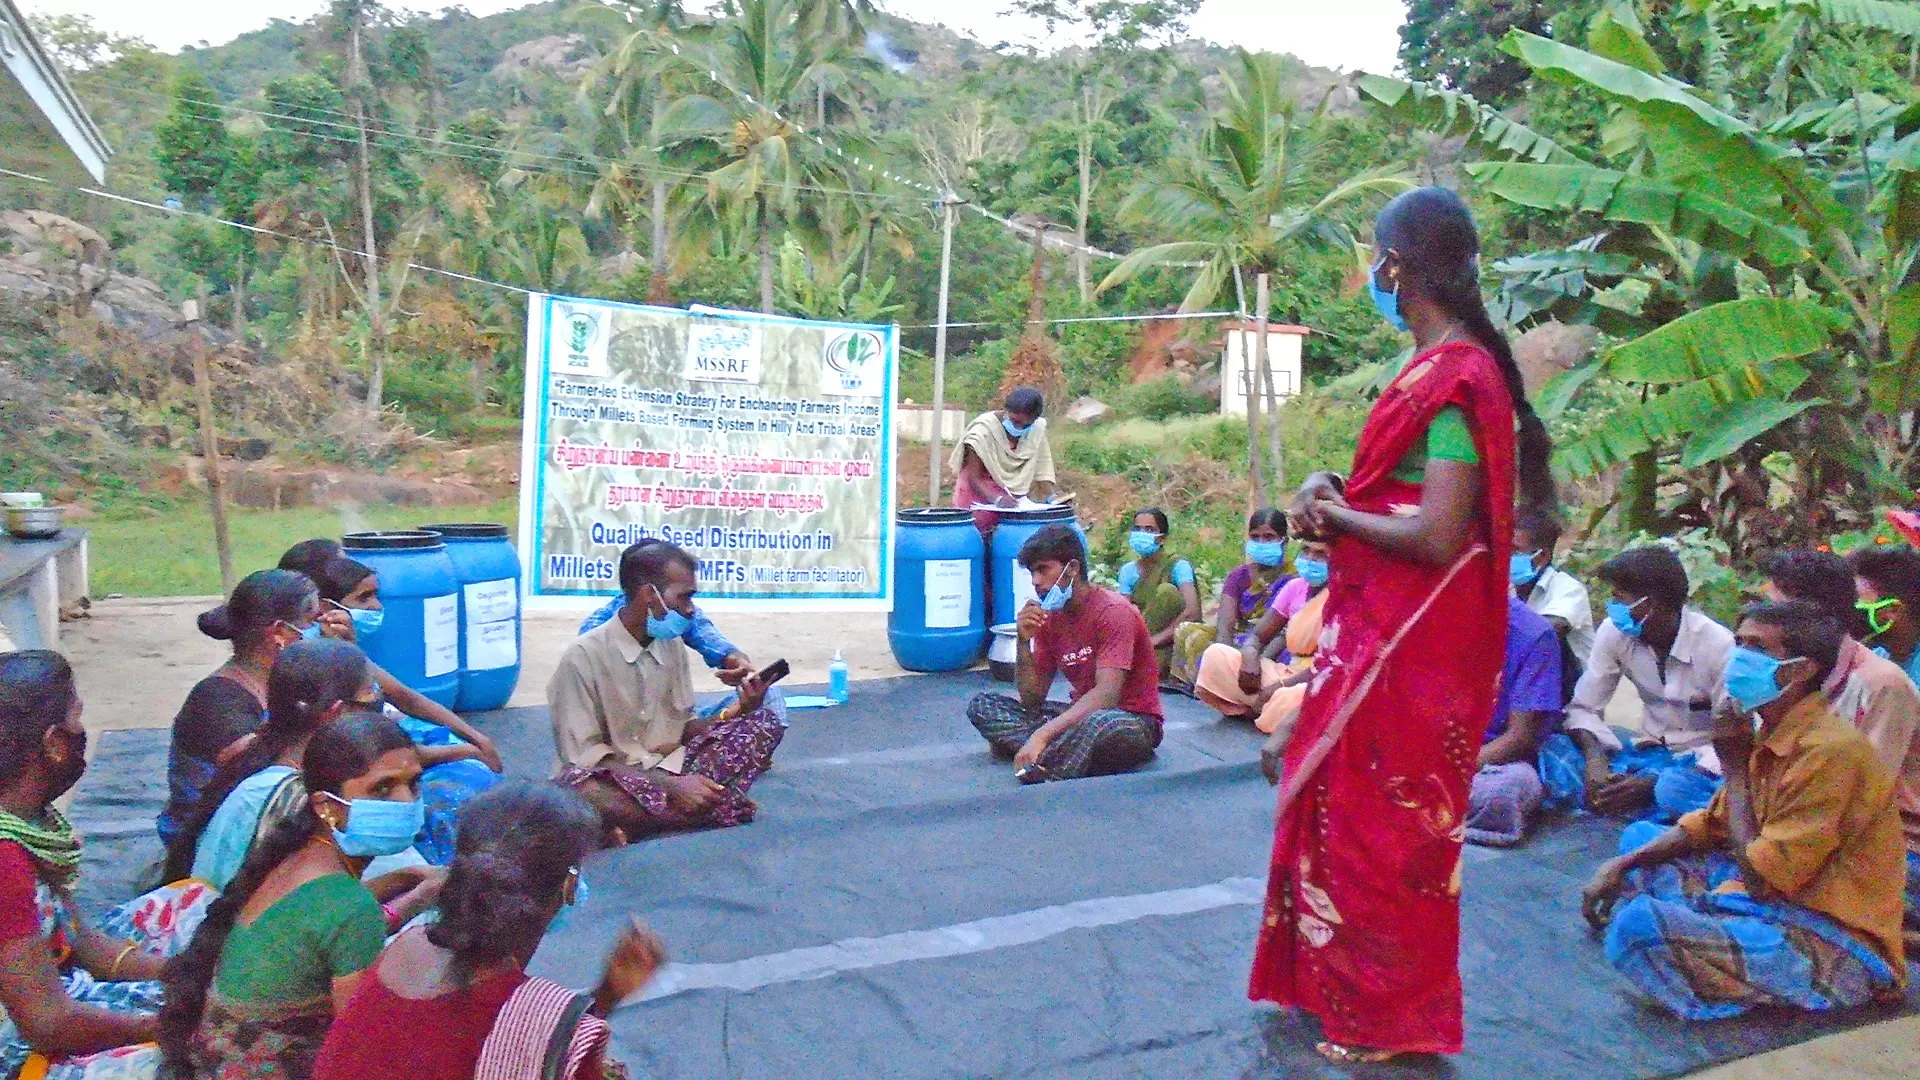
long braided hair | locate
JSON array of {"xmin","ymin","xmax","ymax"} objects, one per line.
[
  {"xmin": 158, "ymin": 712, "xmax": 413, "ymax": 1072},
  {"xmin": 1374, "ymin": 187, "xmax": 1557, "ymax": 517},
  {"xmin": 160, "ymin": 638, "xmax": 371, "ymax": 884}
]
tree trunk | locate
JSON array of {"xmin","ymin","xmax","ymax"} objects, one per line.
[
  {"xmin": 860, "ymin": 217, "xmax": 875, "ymax": 285},
  {"xmin": 757, "ymin": 194, "xmax": 775, "ymax": 314},
  {"xmin": 471, "ymin": 346, "xmax": 488, "ymax": 410},
  {"xmin": 1075, "ymin": 125, "xmax": 1092, "ymax": 304},
  {"xmin": 648, "ymin": 177, "xmax": 670, "ymax": 304},
  {"xmin": 230, "ymin": 254, "xmax": 247, "ymax": 345},
  {"xmin": 1623, "ymin": 448, "xmax": 1659, "ymax": 535},
  {"xmin": 350, "ymin": 15, "xmax": 387, "ymax": 410}
]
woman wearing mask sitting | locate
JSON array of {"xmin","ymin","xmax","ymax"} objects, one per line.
[
  {"xmin": 0, "ymin": 652, "xmax": 214, "ymax": 1080},
  {"xmin": 1172, "ymin": 509, "xmax": 1292, "ymax": 687},
  {"xmin": 1192, "ymin": 541, "xmax": 1334, "ymax": 743},
  {"xmin": 1114, "ymin": 508, "xmax": 1201, "ymax": 683},
  {"xmin": 313, "ymin": 782, "xmax": 666, "ymax": 1080},
  {"xmin": 160, "ymin": 714, "xmax": 437, "ymax": 1080},
  {"xmin": 161, "ymin": 640, "xmax": 442, "ymax": 912},
  {"xmin": 292, "ymin": 551, "xmax": 502, "ymax": 864},
  {"xmin": 161, "ymin": 571, "xmax": 318, "ymax": 845}
]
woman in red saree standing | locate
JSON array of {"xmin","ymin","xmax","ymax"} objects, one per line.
[{"xmin": 1249, "ymin": 187, "xmax": 1559, "ymax": 1063}]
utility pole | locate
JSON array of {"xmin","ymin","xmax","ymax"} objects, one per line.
[
  {"xmin": 187, "ymin": 294, "xmax": 236, "ymax": 595},
  {"xmin": 929, "ymin": 191, "xmax": 965, "ymax": 505},
  {"xmin": 1256, "ymin": 272, "xmax": 1284, "ymax": 497}
]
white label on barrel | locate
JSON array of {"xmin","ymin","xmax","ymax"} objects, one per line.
[
  {"xmin": 1011, "ymin": 565, "xmax": 1039, "ymax": 614},
  {"xmin": 424, "ymin": 594, "xmax": 459, "ymax": 678},
  {"xmin": 465, "ymin": 579, "xmax": 517, "ymax": 625},
  {"xmin": 923, "ymin": 559, "xmax": 970, "ymax": 629},
  {"xmin": 467, "ymin": 619, "xmax": 518, "ymax": 671}
]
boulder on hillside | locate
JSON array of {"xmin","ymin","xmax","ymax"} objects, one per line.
[
  {"xmin": 1063, "ymin": 396, "xmax": 1113, "ymax": 425},
  {"xmin": 493, "ymin": 35, "xmax": 598, "ymax": 80},
  {"xmin": 0, "ymin": 209, "xmax": 226, "ymax": 346},
  {"xmin": 1512, "ymin": 320, "xmax": 1599, "ymax": 398}
]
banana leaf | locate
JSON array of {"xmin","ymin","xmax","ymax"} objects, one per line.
[
  {"xmin": 1537, "ymin": 360, "xmax": 1604, "ymax": 420},
  {"xmin": 1604, "ymin": 297, "xmax": 1838, "ymax": 383},
  {"xmin": 1556, "ymin": 362, "xmax": 1811, "ymax": 476},
  {"xmin": 1353, "ymin": 75, "xmax": 1583, "ymax": 165},
  {"xmin": 1499, "ymin": 31, "xmax": 1849, "ymax": 234},
  {"xmin": 1679, "ymin": 397, "xmax": 1821, "ymax": 466},
  {"xmin": 1463, "ymin": 162, "xmax": 1810, "ymax": 266},
  {"xmin": 1728, "ymin": 0, "xmax": 1920, "ymax": 38}
]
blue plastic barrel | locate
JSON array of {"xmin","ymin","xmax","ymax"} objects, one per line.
[
  {"xmin": 989, "ymin": 506, "xmax": 1086, "ymax": 628},
  {"xmin": 341, "ymin": 531, "xmax": 462, "ymax": 709},
  {"xmin": 421, "ymin": 523, "xmax": 522, "ymax": 712},
  {"xmin": 888, "ymin": 508, "xmax": 987, "ymax": 672}
]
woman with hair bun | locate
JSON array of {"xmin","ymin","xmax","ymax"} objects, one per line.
[
  {"xmin": 160, "ymin": 570, "xmax": 321, "ymax": 845},
  {"xmin": 312, "ymin": 781, "xmax": 665, "ymax": 1080},
  {"xmin": 1249, "ymin": 187, "xmax": 1557, "ymax": 1063}
]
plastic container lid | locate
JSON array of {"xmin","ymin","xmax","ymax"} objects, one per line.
[
  {"xmin": 897, "ymin": 507, "xmax": 975, "ymax": 525},
  {"xmin": 419, "ymin": 523, "xmax": 511, "ymax": 540},
  {"xmin": 343, "ymin": 530, "xmax": 446, "ymax": 551}
]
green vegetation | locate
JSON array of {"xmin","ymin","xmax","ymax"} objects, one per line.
[{"xmin": 86, "ymin": 500, "xmax": 517, "ymax": 597}]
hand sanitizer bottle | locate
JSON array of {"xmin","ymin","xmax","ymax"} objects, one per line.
[{"xmin": 828, "ymin": 649, "xmax": 850, "ymax": 703}]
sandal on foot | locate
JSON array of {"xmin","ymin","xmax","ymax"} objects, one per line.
[{"xmin": 1315, "ymin": 1041, "xmax": 1400, "ymax": 1065}]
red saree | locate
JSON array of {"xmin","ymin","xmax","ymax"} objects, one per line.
[{"xmin": 1247, "ymin": 341, "xmax": 1517, "ymax": 1054}]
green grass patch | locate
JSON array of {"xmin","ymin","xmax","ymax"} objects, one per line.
[{"xmin": 87, "ymin": 499, "xmax": 519, "ymax": 597}]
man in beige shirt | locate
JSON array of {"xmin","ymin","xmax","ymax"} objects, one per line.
[{"xmin": 550, "ymin": 541, "xmax": 779, "ymax": 842}]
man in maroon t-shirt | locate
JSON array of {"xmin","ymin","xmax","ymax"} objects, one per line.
[{"xmin": 968, "ymin": 524, "xmax": 1164, "ymax": 783}]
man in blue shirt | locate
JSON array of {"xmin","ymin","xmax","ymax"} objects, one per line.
[{"xmin": 1465, "ymin": 596, "xmax": 1565, "ymax": 846}]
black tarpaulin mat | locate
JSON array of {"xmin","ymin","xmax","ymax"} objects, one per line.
[{"xmin": 70, "ymin": 672, "xmax": 1919, "ymax": 1078}]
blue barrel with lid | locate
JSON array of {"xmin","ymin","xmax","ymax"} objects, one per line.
[
  {"xmin": 988, "ymin": 506, "xmax": 1086, "ymax": 628},
  {"xmin": 341, "ymin": 531, "xmax": 462, "ymax": 709},
  {"xmin": 889, "ymin": 508, "xmax": 987, "ymax": 672},
  {"xmin": 420, "ymin": 522, "xmax": 521, "ymax": 712}
]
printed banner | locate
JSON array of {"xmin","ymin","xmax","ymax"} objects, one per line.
[{"xmin": 518, "ymin": 295, "xmax": 897, "ymax": 610}]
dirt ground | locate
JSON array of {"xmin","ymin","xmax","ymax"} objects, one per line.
[
  {"xmin": 60, "ymin": 597, "xmax": 904, "ymax": 733},
  {"xmin": 50, "ymin": 599, "xmax": 1918, "ymax": 1077}
]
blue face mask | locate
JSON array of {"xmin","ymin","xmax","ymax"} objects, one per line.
[
  {"xmin": 286, "ymin": 620, "xmax": 323, "ymax": 642},
  {"xmin": 1038, "ymin": 563, "xmax": 1077, "ymax": 613},
  {"xmin": 325, "ymin": 793, "xmax": 423, "ymax": 858},
  {"xmin": 1244, "ymin": 539, "xmax": 1287, "ymax": 567},
  {"xmin": 1606, "ymin": 598, "xmax": 1648, "ymax": 638},
  {"xmin": 1725, "ymin": 645, "xmax": 1802, "ymax": 713},
  {"xmin": 1295, "ymin": 556, "xmax": 1329, "ymax": 588},
  {"xmin": 348, "ymin": 607, "xmax": 384, "ymax": 637},
  {"xmin": 1510, "ymin": 551, "xmax": 1542, "ymax": 588},
  {"xmin": 1368, "ymin": 257, "xmax": 1409, "ymax": 332},
  {"xmin": 644, "ymin": 586, "xmax": 691, "ymax": 642},
  {"xmin": 1003, "ymin": 417, "xmax": 1033, "ymax": 439},
  {"xmin": 1128, "ymin": 530, "xmax": 1161, "ymax": 557}
]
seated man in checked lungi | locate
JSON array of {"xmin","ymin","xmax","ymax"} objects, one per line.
[
  {"xmin": 548, "ymin": 540, "xmax": 784, "ymax": 842},
  {"xmin": 966, "ymin": 524, "xmax": 1163, "ymax": 784},
  {"xmin": 1581, "ymin": 601, "xmax": 1908, "ymax": 1018}
]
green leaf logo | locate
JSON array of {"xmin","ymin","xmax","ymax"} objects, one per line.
[
  {"xmin": 825, "ymin": 330, "xmax": 880, "ymax": 375},
  {"xmin": 567, "ymin": 312, "xmax": 596, "ymax": 353}
]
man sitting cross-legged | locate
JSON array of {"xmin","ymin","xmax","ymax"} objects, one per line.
[
  {"xmin": 548, "ymin": 540, "xmax": 783, "ymax": 842},
  {"xmin": 1464, "ymin": 595, "xmax": 1565, "ymax": 847},
  {"xmin": 966, "ymin": 523, "xmax": 1164, "ymax": 783},
  {"xmin": 1582, "ymin": 601, "xmax": 1908, "ymax": 1019}
]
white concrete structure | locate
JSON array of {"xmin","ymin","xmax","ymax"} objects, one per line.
[
  {"xmin": 0, "ymin": 0, "xmax": 111, "ymax": 184},
  {"xmin": 1219, "ymin": 323, "xmax": 1308, "ymax": 416}
]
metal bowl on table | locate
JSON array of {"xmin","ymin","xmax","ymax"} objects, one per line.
[{"xmin": 4, "ymin": 506, "xmax": 65, "ymax": 539}]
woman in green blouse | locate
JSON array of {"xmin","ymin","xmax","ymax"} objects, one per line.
[{"xmin": 159, "ymin": 714, "xmax": 439, "ymax": 1080}]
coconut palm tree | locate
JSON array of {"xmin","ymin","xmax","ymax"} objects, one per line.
[
  {"xmin": 1096, "ymin": 49, "xmax": 1410, "ymax": 314},
  {"xmin": 658, "ymin": 0, "xmax": 878, "ymax": 312}
]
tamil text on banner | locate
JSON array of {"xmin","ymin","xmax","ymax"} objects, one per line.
[{"xmin": 518, "ymin": 296, "xmax": 896, "ymax": 611}]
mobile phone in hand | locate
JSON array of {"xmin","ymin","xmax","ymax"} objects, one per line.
[{"xmin": 755, "ymin": 658, "xmax": 790, "ymax": 686}]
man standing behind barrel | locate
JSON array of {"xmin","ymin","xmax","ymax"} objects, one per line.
[
  {"xmin": 548, "ymin": 541, "xmax": 783, "ymax": 843},
  {"xmin": 950, "ymin": 386, "xmax": 1057, "ymax": 536}
]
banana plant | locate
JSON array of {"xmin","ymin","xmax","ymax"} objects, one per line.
[{"xmin": 1360, "ymin": 2, "xmax": 1920, "ymax": 546}]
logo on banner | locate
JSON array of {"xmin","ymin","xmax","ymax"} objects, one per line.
[
  {"xmin": 552, "ymin": 304, "xmax": 610, "ymax": 377},
  {"xmin": 821, "ymin": 329, "xmax": 884, "ymax": 396},
  {"xmin": 684, "ymin": 322, "xmax": 764, "ymax": 384}
]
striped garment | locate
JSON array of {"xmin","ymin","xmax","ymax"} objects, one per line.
[
  {"xmin": 472, "ymin": 978, "xmax": 618, "ymax": 1080},
  {"xmin": 965, "ymin": 693, "xmax": 1161, "ymax": 780}
]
